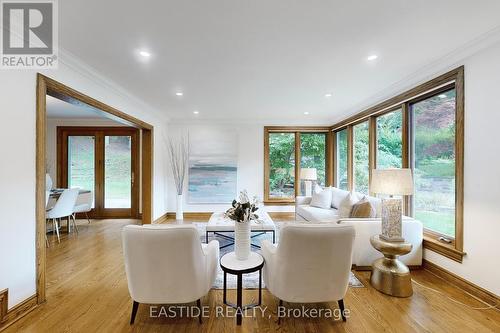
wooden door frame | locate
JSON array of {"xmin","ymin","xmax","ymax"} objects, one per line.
[
  {"xmin": 56, "ymin": 126, "xmax": 140, "ymax": 219},
  {"xmin": 36, "ymin": 74, "xmax": 154, "ymax": 305}
]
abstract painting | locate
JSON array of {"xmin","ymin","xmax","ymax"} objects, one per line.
[{"xmin": 188, "ymin": 129, "xmax": 238, "ymax": 203}]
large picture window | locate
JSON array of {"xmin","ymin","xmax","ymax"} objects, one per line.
[
  {"xmin": 335, "ymin": 129, "xmax": 348, "ymax": 190},
  {"xmin": 329, "ymin": 67, "xmax": 464, "ymax": 262},
  {"xmin": 376, "ymin": 109, "xmax": 403, "ymax": 169},
  {"xmin": 268, "ymin": 133, "xmax": 296, "ymax": 200},
  {"xmin": 353, "ymin": 121, "xmax": 369, "ymax": 194},
  {"xmin": 264, "ymin": 128, "xmax": 329, "ymax": 203},
  {"xmin": 411, "ymin": 89, "xmax": 456, "ymax": 237}
]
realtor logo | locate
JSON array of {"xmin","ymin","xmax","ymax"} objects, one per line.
[{"xmin": 1, "ymin": 0, "xmax": 58, "ymax": 68}]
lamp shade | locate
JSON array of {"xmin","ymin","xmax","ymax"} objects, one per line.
[
  {"xmin": 370, "ymin": 168, "xmax": 414, "ymax": 195},
  {"xmin": 300, "ymin": 168, "xmax": 317, "ymax": 180}
]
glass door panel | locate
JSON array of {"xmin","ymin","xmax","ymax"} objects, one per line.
[
  {"xmin": 68, "ymin": 136, "xmax": 95, "ymax": 208},
  {"xmin": 104, "ymin": 135, "xmax": 132, "ymax": 208}
]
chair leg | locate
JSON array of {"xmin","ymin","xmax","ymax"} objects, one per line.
[
  {"xmin": 197, "ymin": 298, "xmax": 202, "ymax": 324},
  {"xmin": 53, "ymin": 219, "xmax": 60, "ymax": 243},
  {"xmin": 130, "ymin": 301, "xmax": 139, "ymax": 324},
  {"xmin": 86, "ymin": 212, "xmax": 91, "ymax": 224},
  {"xmin": 45, "ymin": 235, "xmax": 50, "ymax": 247},
  {"xmin": 71, "ymin": 214, "xmax": 79, "ymax": 234},
  {"xmin": 277, "ymin": 299, "xmax": 283, "ymax": 324},
  {"xmin": 338, "ymin": 299, "xmax": 346, "ymax": 322}
]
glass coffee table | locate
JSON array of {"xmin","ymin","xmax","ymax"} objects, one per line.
[{"xmin": 220, "ymin": 251, "xmax": 264, "ymax": 325}]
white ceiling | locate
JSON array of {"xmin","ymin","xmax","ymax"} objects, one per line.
[
  {"xmin": 46, "ymin": 95, "xmax": 106, "ymax": 118},
  {"xmin": 59, "ymin": 1, "xmax": 500, "ymax": 122}
]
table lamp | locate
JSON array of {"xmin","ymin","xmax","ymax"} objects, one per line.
[
  {"xmin": 370, "ymin": 168, "xmax": 414, "ymax": 242},
  {"xmin": 300, "ymin": 168, "xmax": 317, "ymax": 196}
]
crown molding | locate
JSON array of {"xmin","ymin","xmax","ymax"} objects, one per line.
[
  {"xmin": 55, "ymin": 47, "xmax": 170, "ymax": 123},
  {"xmin": 331, "ymin": 25, "xmax": 500, "ymax": 124}
]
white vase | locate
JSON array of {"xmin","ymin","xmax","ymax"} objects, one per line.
[
  {"xmin": 235, "ymin": 220, "xmax": 251, "ymax": 260},
  {"xmin": 176, "ymin": 194, "xmax": 183, "ymax": 220}
]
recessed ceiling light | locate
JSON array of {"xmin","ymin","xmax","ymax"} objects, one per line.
[
  {"xmin": 367, "ymin": 54, "xmax": 378, "ymax": 61},
  {"xmin": 324, "ymin": 93, "xmax": 332, "ymax": 98},
  {"xmin": 193, "ymin": 110, "xmax": 199, "ymax": 115},
  {"xmin": 175, "ymin": 92, "xmax": 183, "ymax": 96},
  {"xmin": 304, "ymin": 111, "xmax": 310, "ymax": 115},
  {"xmin": 139, "ymin": 50, "xmax": 151, "ymax": 58},
  {"xmin": 438, "ymin": 94, "xmax": 447, "ymax": 98}
]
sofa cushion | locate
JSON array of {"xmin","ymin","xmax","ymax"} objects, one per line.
[
  {"xmin": 338, "ymin": 192, "xmax": 359, "ymax": 218},
  {"xmin": 296, "ymin": 205, "xmax": 339, "ymax": 222},
  {"xmin": 310, "ymin": 187, "xmax": 333, "ymax": 209},
  {"xmin": 350, "ymin": 199, "xmax": 376, "ymax": 218},
  {"xmin": 331, "ymin": 187, "xmax": 350, "ymax": 209}
]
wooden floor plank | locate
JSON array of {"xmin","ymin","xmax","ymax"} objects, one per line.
[{"xmin": 4, "ymin": 218, "xmax": 500, "ymax": 332}]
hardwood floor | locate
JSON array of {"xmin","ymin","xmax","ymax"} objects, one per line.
[{"xmin": 5, "ymin": 218, "xmax": 500, "ymax": 332}]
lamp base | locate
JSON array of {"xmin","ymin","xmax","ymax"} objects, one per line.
[{"xmin": 381, "ymin": 198, "xmax": 403, "ymax": 243}]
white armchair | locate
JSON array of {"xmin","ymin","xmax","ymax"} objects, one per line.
[
  {"xmin": 122, "ymin": 224, "xmax": 219, "ymax": 324},
  {"xmin": 261, "ymin": 223, "xmax": 355, "ymax": 322}
]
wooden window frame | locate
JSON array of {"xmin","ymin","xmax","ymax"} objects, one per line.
[
  {"xmin": 263, "ymin": 126, "xmax": 331, "ymax": 204},
  {"xmin": 330, "ymin": 66, "xmax": 465, "ymax": 262}
]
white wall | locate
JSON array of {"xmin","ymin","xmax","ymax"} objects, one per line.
[
  {"xmin": 0, "ymin": 55, "xmax": 169, "ymax": 309},
  {"xmin": 166, "ymin": 123, "xmax": 294, "ymax": 213},
  {"xmin": 423, "ymin": 42, "xmax": 500, "ymax": 296}
]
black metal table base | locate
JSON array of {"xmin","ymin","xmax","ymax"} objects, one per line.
[
  {"xmin": 206, "ymin": 230, "xmax": 275, "ymax": 249},
  {"xmin": 222, "ymin": 269, "xmax": 262, "ymax": 325}
]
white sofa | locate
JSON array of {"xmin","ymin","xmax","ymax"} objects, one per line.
[{"xmin": 295, "ymin": 190, "xmax": 423, "ymax": 268}]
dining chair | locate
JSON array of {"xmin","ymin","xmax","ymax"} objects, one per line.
[
  {"xmin": 46, "ymin": 188, "xmax": 79, "ymax": 243},
  {"xmin": 73, "ymin": 191, "xmax": 93, "ymax": 223}
]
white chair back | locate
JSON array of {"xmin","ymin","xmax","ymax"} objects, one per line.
[
  {"xmin": 268, "ymin": 224, "xmax": 355, "ymax": 302},
  {"xmin": 46, "ymin": 189, "xmax": 79, "ymax": 219},
  {"xmin": 45, "ymin": 173, "xmax": 53, "ymax": 191},
  {"xmin": 45, "ymin": 191, "xmax": 51, "ymax": 207},
  {"xmin": 122, "ymin": 224, "xmax": 209, "ymax": 304}
]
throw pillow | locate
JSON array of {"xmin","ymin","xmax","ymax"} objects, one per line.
[
  {"xmin": 331, "ymin": 187, "xmax": 350, "ymax": 209},
  {"xmin": 338, "ymin": 192, "xmax": 359, "ymax": 218},
  {"xmin": 310, "ymin": 187, "xmax": 333, "ymax": 209},
  {"xmin": 350, "ymin": 199, "xmax": 376, "ymax": 218},
  {"xmin": 313, "ymin": 183, "xmax": 323, "ymax": 194},
  {"xmin": 365, "ymin": 195, "xmax": 382, "ymax": 217}
]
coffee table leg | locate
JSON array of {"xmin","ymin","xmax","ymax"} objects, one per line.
[
  {"xmin": 258, "ymin": 268, "xmax": 262, "ymax": 305},
  {"xmin": 236, "ymin": 273, "xmax": 242, "ymax": 325},
  {"xmin": 223, "ymin": 271, "xmax": 227, "ymax": 304},
  {"xmin": 205, "ymin": 231, "xmax": 208, "ymax": 243}
]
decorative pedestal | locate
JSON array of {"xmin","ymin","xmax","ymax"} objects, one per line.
[{"xmin": 370, "ymin": 235, "xmax": 413, "ymax": 297}]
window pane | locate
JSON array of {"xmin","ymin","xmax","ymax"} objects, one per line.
[
  {"xmin": 377, "ymin": 110, "xmax": 403, "ymax": 169},
  {"xmin": 336, "ymin": 129, "xmax": 348, "ymax": 190},
  {"xmin": 68, "ymin": 136, "xmax": 95, "ymax": 208},
  {"xmin": 300, "ymin": 133, "xmax": 326, "ymax": 195},
  {"xmin": 269, "ymin": 133, "xmax": 295, "ymax": 199},
  {"xmin": 411, "ymin": 89, "xmax": 456, "ymax": 237},
  {"xmin": 353, "ymin": 121, "xmax": 369, "ymax": 194},
  {"xmin": 104, "ymin": 136, "xmax": 132, "ymax": 208}
]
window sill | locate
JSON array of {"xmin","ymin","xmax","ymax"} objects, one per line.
[{"xmin": 423, "ymin": 236, "xmax": 465, "ymax": 263}]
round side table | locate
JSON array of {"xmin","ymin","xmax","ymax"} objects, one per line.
[
  {"xmin": 220, "ymin": 251, "xmax": 264, "ymax": 325},
  {"xmin": 370, "ymin": 235, "xmax": 413, "ymax": 297}
]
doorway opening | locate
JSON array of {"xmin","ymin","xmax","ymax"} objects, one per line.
[{"xmin": 36, "ymin": 74, "xmax": 154, "ymax": 305}]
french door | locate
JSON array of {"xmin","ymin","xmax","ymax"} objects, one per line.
[{"xmin": 57, "ymin": 127, "xmax": 140, "ymax": 218}]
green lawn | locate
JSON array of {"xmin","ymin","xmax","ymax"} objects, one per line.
[{"xmin": 415, "ymin": 211, "xmax": 455, "ymax": 237}]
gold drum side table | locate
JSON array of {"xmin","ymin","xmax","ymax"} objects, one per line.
[{"xmin": 370, "ymin": 235, "xmax": 413, "ymax": 297}]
